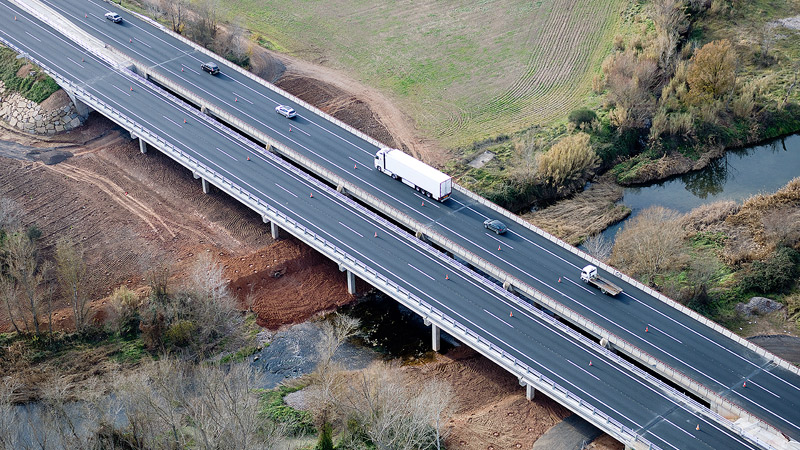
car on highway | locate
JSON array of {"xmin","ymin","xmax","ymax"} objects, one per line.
[
  {"xmin": 201, "ymin": 62, "xmax": 220, "ymax": 75},
  {"xmin": 483, "ymin": 219, "xmax": 508, "ymax": 235},
  {"xmin": 104, "ymin": 12, "xmax": 122, "ymax": 23},
  {"xmin": 275, "ymin": 105, "xmax": 296, "ymax": 119}
]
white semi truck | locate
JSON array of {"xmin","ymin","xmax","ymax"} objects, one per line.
[
  {"xmin": 374, "ymin": 148, "xmax": 452, "ymax": 201},
  {"xmin": 580, "ymin": 265, "xmax": 623, "ymax": 296}
]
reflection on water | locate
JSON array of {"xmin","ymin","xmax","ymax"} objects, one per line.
[{"xmin": 602, "ymin": 135, "xmax": 800, "ymax": 242}]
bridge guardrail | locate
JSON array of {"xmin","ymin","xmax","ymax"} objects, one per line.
[
  {"xmin": 94, "ymin": 22, "xmax": 787, "ymax": 443},
  {"xmin": 96, "ymin": 0, "xmax": 800, "ymax": 414},
  {"xmin": 0, "ymin": 33, "xmax": 667, "ymax": 449}
]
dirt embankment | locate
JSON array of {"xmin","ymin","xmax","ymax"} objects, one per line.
[{"xmin": 0, "ymin": 114, "xmax": 356, "ymax": 332}]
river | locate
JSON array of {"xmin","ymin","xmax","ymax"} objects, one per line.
[{"xmin": 601, "ymin": 134, "xmax": 800, "ymax": 242}]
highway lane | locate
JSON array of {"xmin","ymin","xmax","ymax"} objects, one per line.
[
  {"xmin": 0, "ymin": 2, "xmax": 781, "ymax": 448},
  {"xmin": 42, "ymin": 0, "xmax": 800, "ymax": 439}
]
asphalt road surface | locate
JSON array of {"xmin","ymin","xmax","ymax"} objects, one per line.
[
  {"xmin": 0, "ymin": 2, "xmax": 779, "ymax": 448},
  {"xmin": 40, "ymin": 0, "xmax": 800, "ymax": 441}
]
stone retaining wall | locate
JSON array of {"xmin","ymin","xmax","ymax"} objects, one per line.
[{"xmin": 0, "ymin": 80, "xmax": 83, "ymax": 134}]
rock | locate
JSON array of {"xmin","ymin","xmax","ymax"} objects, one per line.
[{"xmin": 735, "ymin": 297, "xmax": 784, "ymax": 318}]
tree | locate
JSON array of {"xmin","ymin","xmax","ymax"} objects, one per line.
[
  {"xmin": 583, "ymin": 233, "xmax": 612, "ymax": 262},
  {"xmin": 160, "ymin": 0, "xmax": 188, "ymax": 34},
  {"xmin": 55, "ymin": 237, "xmax": 90, "ymax": 332},
  {"xmin": 602, "ymin": 50, "xmax": 659, "ymax": 129},
  {"xmin": 1, "ymin": 229, "xmax": 52, "ymax": 336},
  {"xmin": 0, "ymin": 197, "xmax": 23, "ymax": 233},
  {"xmin": 650, "ymin": 0, "xmax": 688, "ymax": 74},
  {"xmin": 189, "ymin": 0, "xmax": 221, "ymax": 48},
  {"xmin": 687, "ymin": 39, "xmax": 737, "ymax": 105},
  {"xmin": 611, "ymin": 206, "xmax": 687, "ymax": 283},
  {"xmin": 536, "ymin": 132, "xmax": 599, "ymax": 188}
]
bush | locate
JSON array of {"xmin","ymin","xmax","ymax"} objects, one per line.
[
  {"xmin": 315, "ymin": 422, "xmax": 334, "ymax": 450},
  {"xmin": 739, "ymin": 247, "xmax": 800, "ymax": 294},
  {"xmin": 536, "ymin": 132, "xmax": 599, "ymax": 188},
  {"xmin": 165, "ymin": 319, "xmax": 197, "ymax": 348},
  {"xmin": 0, "ymin": 48, "xmax": 60, "ymax": 103},
  {"xmin": 568, "ymin": 108, "xmax": 597, "ymax": 128}
]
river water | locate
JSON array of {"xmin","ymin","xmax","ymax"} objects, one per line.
[{"xmin": 601, "ymin": 134, "xmax": 800, "ymax": 242}]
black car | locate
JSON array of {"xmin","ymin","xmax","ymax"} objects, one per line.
[
  {"xmin": 483, "ymin": 219, "xmax": 508, "ymax": 235},
  {"xmin": 201, "ymin": 62, "xmax": 220, "ymax": 75}
]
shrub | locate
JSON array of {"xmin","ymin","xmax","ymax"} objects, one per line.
[
  {"xmin": 536, "ymin": 132, "xmax": 599, "ymax": 188},
  {"xmin": 739, "ymin": 247, "xmax": 800, "ymax": 294},
  {"xmin": 315, "ymin": 422, "xmax": 334, "ymax": 450},
  {"xmin": 568, "ymin": 108, "xmax": 597, "ymax": 128},
  {"xmin": 108, "ymin": 286, "xmax": 140, "ymax": 338},
  {"xmin": 165, "ymin": 319, "xmax": 197, "ymax": 348}
]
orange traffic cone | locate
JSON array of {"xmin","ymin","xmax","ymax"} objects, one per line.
[
  {"xmin": 129, "ymin": 38, "xmax": 132, "ymax": 43},
  {"xmin": 498, "ymin": 245, "xmax": 502, "ymax": 251},
  {"xmin": 589, "ymin": 361, "xmax": 593, "ymax": 366},
  {"xmin": 85, "ymin": 14, "xmax": 87, "ymax": 18},
  {"xmin": 15, "ymin": 16, "xmax": 17, "ymax": 20},
  {"xmin": 183, "ymin": 119, "xmax": 187, "ymax": 123},
  {"xmin": 247, "ymin": 156, "xmax": 250, "ymax": 161},
  {"xmin": 354, "ymin": 164, "xmax": 357, "ymax": 169},
  {"xmin": 509, "ymin": 311, "xmax": 513, "ymax": 318},
  {"xmin": 743, "ymin": 381, "xmax": 747, "ymax": 388},
  {"xmin": 445, "ymin": 274, "xmax": 449, "ymax": 280},
  {"xmin": 235, "ymin": 97, "xmax": 238, "ymax": 102},
  {"xmin": 696, "ymin": 424, "xmax": 700, "ymax": 431},
  {"xmin": 558, "ymin": 277, "xmax": 562, "ymax": 283},
  {"xmin": 181, "ymin": 67, "xmax": 184, "ymax": 72},
  {"xmin": 374, "ymin": 232, "xmax": 377, "ymax": 238},
  {"xmin": 421, "ymin": 201, "xmax": 425, "ymax": 207},
  {"xmin": 645, "ymin": 326, "xmax": 649, "ymax": 333},
  {"xmin": 289, "ymin": 126, "xmax": 292, "ymax": 132},
  {"xmin": 130, "ymin": 86, "xmax": 133, "ymax": 91},
  {"xmin": 310, "ymin": 192, "xmax": 314, "ymax": 198}
]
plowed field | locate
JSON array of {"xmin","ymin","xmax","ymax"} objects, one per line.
[{"xmin": 230, "ymin": 0, "xmax": 626, "ymax": 149}]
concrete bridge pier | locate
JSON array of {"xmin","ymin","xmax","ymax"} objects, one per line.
[
  {"xmin": 201, "ymin": 178, "xmax": 209, "ymax": 194},
  {"xmin": 337, "ymin": 264, "xmax": 357, "ymax": 294},
  {"xmin": 346, "ymin": 270, "xmax": 356, "ymax": 295},
  {"xmin": 270, "ymin": 222, "xmax": 280, "ymax": 240},
  {"xmin": 63, "ymin": 88, "xmax": 90, "ymax": 120},
  {"xmin": 526, "ymin": 384, "xmax": 535, "ymax": 400},
  {"xmin": 138, "ymin": 137, "xmax": 147, "ymax": 154},
  {"xmin": 431, "ymin": 323, "xmax": 441, "ymax": 352}
]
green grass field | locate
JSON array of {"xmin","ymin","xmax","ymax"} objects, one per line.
[{"xmin": 225, "ymin": 0, "xmax": 627, "ymax": 149}]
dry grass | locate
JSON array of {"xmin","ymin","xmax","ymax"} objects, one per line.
[
  {"xmin": 225, "ymin": 0, "xmax": 627, "ymax": 148},
  {"xmin": 722, "ymin": 177, "xmax": 800, "ymax": 264},
  {"xmin": 524, "ymin": 180, "xmax": 629, "ymax": 245},
  {"xmin": 680, "ymin": 200, "xmax": 740, "ymax": 234}
]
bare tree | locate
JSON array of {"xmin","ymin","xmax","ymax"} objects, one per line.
[
  {"xmin": 338, "ymin": 363, "xmax": 453, "ymax": 450},
  {"xmin": 160, "ymin": 0, "xmax": 188, "ymax": 34},
  {"xmin": 650, "ymin": 0, "xmax": 688, "ymax": 74},
  {"xmin": 55, "ymin": 237, "xmax": 89, "ymax": 332},
  {"xmin": 189, "ymin": 0, "xmax": 221, "ymax": 48},
  {"xmin": 115, "ymin": 358, "xmax": 287, "ymax": 449},
  {"xmin": 611, "ymin": 206, "xmax": 688, "ymax": 284},
  {"xmin": 0, "ymin": 197, "xmax": 23, "ymax": 232},
  {"xmin": 2, "ymin": 230, "xmax": 52, "ymax": 336},
  {"xmin": 107, "ymin": 285, "xmax": 140, "ymax": 337},
  {"xmin": 583, "ymin": 233, "xmax": 613, "ymax": 263},
  {"xmin": 307, "ymin": 314, "xmax": 360, "ymax": 427}
]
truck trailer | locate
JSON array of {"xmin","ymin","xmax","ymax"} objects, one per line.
[
  {"xmin": 580, "ymin": 265, "xmax": 623, "ymax": 296},
  {"xmin": 374, "ymin": 148, "xmax": 452, "ymax": 201}
]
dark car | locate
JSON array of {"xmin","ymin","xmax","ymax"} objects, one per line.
[
  {"xmin": 104, "ymin": 12, "xmax": 122, "ymax": 23},
  {"xmin": 201, "ymin": 62, "xmax": 220, "ymax": 75},
  {"xmin": 483, "ymin": 219, "xmax": 508, "ymax": 235}
]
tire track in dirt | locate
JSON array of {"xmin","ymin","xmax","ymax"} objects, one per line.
[{"xmin": 45, "ymin": 163, "xmax": 175, "ymax": 240}]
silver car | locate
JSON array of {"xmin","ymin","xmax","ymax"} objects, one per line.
[
  {"xmin": 275, "ymin": 105, "xmax": 296, "ymax": 119},
  {"xmin": 105, "ymin": 12, "xmax": 122, "ymax": 23}
]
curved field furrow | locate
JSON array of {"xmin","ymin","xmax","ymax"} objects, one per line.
[{"xmin": 230, "ymin": 0, "xmax": 626, "ymax": 148}]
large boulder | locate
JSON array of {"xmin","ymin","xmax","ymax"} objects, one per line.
[{"xmin": 735, "ymin": 296, "xmax": 784, "ymax": 318}]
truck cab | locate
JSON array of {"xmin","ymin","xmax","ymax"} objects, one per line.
[{"xmin": 580, "ymin": 265, "xmax": 599, "ymax": 283}]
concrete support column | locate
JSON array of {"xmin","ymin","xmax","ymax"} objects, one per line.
[
  {"xmin": 346, "ymin": 270, "xmax": 356, "ymax": 295},
  {"xmin": 270, "ymin": 222, "xmax": 280, "ymax": 240},
  {"xmin": 201, "ymin": 178, "xmax": 209, "ymax": 194},
  {"xmin": 138, "ymin": 138, "xmax": 147, "ymax": 154},
  {"xmin": 526, "ymin": 384, "xmax": 535, "ymax": 401},
  {"xmin": 63, "ymin": 89, "xmax": 89, "ymax": 119},
  {"xmin": 431, "ymin": 324, "xmax": 441, "ymax": 352}
]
